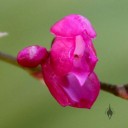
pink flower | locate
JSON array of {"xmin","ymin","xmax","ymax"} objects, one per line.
[{"xmin": 17, "ymin": 14, "xmax": 100, "ymax": 109}]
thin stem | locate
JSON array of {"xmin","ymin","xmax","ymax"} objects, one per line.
[
  {"xmin": 101, "ymin": 82, "xmax": 128, "ymax": 99},
  {"xmin": 0, "ymin": 51, "xmax": 128, "ymax": 100},
  {"xmin": 0, "ymin": 51, "xmax": 41, "ymax": 74},
  {"xmin": 100, "ymin": 82, "xmax": 118, "ymax": 96},
  {"xmin": 0, "ymin": 51, "xmax": 18, "ymax": 67}
]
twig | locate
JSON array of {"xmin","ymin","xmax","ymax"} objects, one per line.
[
  {"xmin": 101, "ymin": 82, "xmax": 128, "ymax": 99},
  {"xmin": 0, "ymin": 51, "xmax": 41, "ymax": 74},
  {"xmin": 0, "ymin": 51, "xmax": 128, "ymax": 100}
]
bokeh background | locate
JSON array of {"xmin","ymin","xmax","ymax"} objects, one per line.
[{"xmin": 0, "ymin": 0, "xmax": 128, "ymax": 127}]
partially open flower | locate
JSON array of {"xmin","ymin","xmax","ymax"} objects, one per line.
[
  {"xmin": 42, "ymin": 14, "xmax": 100, "ymax": 108},
  {"xmin": 17, "ymin": 14, "xmax": 100, "ymax": 109}
]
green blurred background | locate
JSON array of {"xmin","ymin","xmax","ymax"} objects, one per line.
[{"xmin": 0, "ymin": 0, "xmax": 128, "ymax": 127}]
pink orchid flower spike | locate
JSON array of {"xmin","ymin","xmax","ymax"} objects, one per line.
[{"xmin": 17, "ymin": 14, "xmax": 100, "ymax": 109}]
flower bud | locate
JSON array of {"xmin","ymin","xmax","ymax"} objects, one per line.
[{"xmin": 17, "ymin": 45, "xmax": 48, "ymax": 67}]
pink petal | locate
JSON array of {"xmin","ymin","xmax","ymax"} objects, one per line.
[
  {"xmin": 50, "ymin": 35, "xmax": 98, "ymax": 83},
  {"xmin": 50, "ymin": 37, "xmax": 75, "ymax": 76},
  {"xmin": 74, "ymin": 35, "xmax": 98, "ymax": 69},
  {"xmin": 17, "ymin": 45, "xmax": 48, "ymax": 67},
  {"xmin": 65, "ymin": 72, "xmax": 100, "ymax": 108},
  {"xmin": 42, "ymin": 59, "xmax": 100, "ymax": 109},
  {"xmin": 71, "ymin": 35, "xmax": 98, "ymax": 85},
  {"xmin": 42, "ymin": 58, "xmax": 71, "ymax": 106},
  {"xmin": 82, "ymin": 33, "xmax": 98, "ymax": 68},
  {"xmin": 50, "ymin": 14, "xmax": 96, "ymax": 38}
]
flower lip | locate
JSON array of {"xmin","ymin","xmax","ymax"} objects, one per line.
[{"xmin": 50, "ymin": 14, "xmax": 96, "ymax": 38}]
